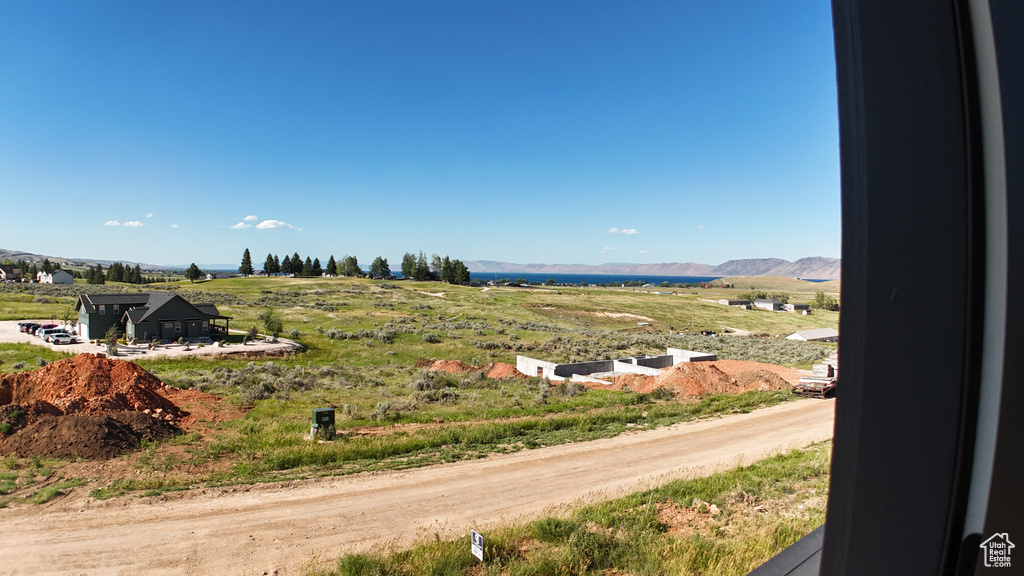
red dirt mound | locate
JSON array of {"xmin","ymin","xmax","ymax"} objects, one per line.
[
  {"xmin": 484, "ymin": 362, "xmax": 528, "ymax": 379},
  {"xmin": 424, "ymin": 359, "xmax": 475, "ymax": 373},
  {"xmin": 0, "ymin": 412, "xmax": 180, "ymax": 459},
  {"xmin": 606, "ymin": 361, "xmax": 799, "ymax": 397},
  {"xmin": 704, "ymin": 359, "xmax": 807, "ymax": 386},
  {"xmin": 0, "ymin": 354, "xmax": 218, "ymax": 458},
  {"xmin": 418, "ymin": 359, "xmax": 528, "ymax": 379},
  {"xmin": 0, "ymin": 353, "xmax": 181, "ymax": 420},
  {"xmin": 652, "ymin": 363, "xmax": 740, "ymax": 396},
  {"xmin": 612, "ymin": 373, "xmax": 655, "ymax": 391},
  {"xmin": 731, "ymin": 369, "xmax": 792, "ymax": 391}
]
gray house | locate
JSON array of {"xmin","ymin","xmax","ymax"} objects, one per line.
[
  {"xmin": 0, "ymin": 265, "xmax": 24, "ymax": 282},
  {"xmin": 76, "ymin": 293, "xmax": 231, "ymax": 341},
  {"xmin": 37, "ymin": 270, "xmax": 74, "ymax": 284}
]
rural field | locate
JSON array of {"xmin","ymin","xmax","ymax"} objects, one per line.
[{"xmin": 0, "ymin": 276, "xmax": 839, "ymax": 575}]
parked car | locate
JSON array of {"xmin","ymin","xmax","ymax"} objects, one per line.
[
  {"xmin": 34, "ymin": 324, "xmax": 57, "ymax": 336},
  {"xmin": 49, "ymin": 333, "xmax": 79, "ymax": 345},
  {"xmin": 20, "ymin": 322, "xmax": 40, "ymax": 334},
  {"xmin": 43, "ymin": 329, "xmax": 71, "ymax": 342},
  {"xmin": 38, "ymin": 327, "xmax": 66, "ymax": 341}
]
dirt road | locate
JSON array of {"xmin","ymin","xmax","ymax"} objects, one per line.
[{"xmin": 1, "ymin": 399, "xmax": 835, "ymax": 576}]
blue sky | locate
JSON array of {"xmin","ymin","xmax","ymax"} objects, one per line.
[{"xmin": 1, "ymin": 1, "xmax": 839, "ymax": 269}]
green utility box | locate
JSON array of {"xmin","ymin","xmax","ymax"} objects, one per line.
[{"xmin": 311, "ymin": 408, "xmax": 336, "ymax": 439}]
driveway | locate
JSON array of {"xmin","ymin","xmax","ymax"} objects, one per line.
[{"xmin": 0, "ymin": 320, "xmax": 302, "ymax": 359}]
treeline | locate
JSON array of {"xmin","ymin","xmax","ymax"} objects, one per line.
[
  {"xmin": 3, "ymin": 258, "xmax": 62, "ymax": 279},
  {"xmin": 239, "ymin": 249, "xmax": 472, "ymax": 284},
  {"xmin": 84, "ymin": 262, "xmax": 168, "ymax": 285}
]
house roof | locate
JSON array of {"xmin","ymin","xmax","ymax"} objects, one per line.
[
  {"xmin": 0, "ymin": 264, "xmax": 23, "ymax": 276},
  {"xmin": 76, "ymin": 293, "xmax": 152, "ymax": 313},
  {"xmin": 77, "ymin": 292, "xmax": 230, "ymax": 322},
  {"xmin": 754, "ymin": 298, "xmax": 782, "ymax": 304},
  {"xmin": 788, "ymin": 328, "xmax": 839, "ymax": 340}
]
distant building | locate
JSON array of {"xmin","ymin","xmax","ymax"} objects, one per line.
[
  {"xmin": 783, "ymin": 303, "xmax": 811, "ymax": 313},
  {"xmin": 36, "ymin": 270, "xmax": 74, "ymax": 284},
  {"xmin": 787, "ymin": 328, "xmax": 839, "ymax": 343},
  {"xmin": 754, "ymin": 298, "xmax": 784, "ymax": 311},
  {"xmin": 0, "ymin": 265, "xmax": 24, "ymax": 282},
  {"xmin": 517, "ymin": 348, "xmax": 716, "ymax": 381},
  {"xmin": 719, "ymin": 298, "xmax": 752, "ymax": 307}
]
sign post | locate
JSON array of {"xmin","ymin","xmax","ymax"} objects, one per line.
[{"xmin": 470, "ymin": 530, "xmax": 484, "ymax": 562}]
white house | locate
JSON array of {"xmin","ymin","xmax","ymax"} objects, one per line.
[
  {"xmin": 787, "ymin": 328, "xmax": 839, "ymax": 343},
  {"xmin": 36, "ymin": 270, "xmax": 74, "ymax": 284},
  {"xmin": 754, "ymin": 298, "xmax": 784, "ymax": 311}
]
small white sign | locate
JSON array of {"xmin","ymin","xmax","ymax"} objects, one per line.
[{"xmin": 471, "ymin": 530, "xmax": 484, "ymax": 561}]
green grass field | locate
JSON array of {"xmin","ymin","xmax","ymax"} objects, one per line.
[{"xmin": 0, "ymin": 277, "xmax": 838, "ymax": 496}]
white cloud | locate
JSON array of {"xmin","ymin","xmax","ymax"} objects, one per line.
[
  {"xmin": 169, "ymin": 224, "xmax": 179, "ymax": 228},
  {"xmin": 601, "ymin": 246, "xmax": 618, "ymax": 253},
  {"xmin": 146, "ymin": 213, "xmax": 154, "ymax": 218},
  {"xmin": 230, "ymin": 222, "xmax": 252, "ymax": 229},
  {"xmin": 105, "ymin": 220, "xmax": 121, "ymax": 226},
  {"xmin": 243, "ymin": 215, "xmax": 258, "ymax": 222},
  {"xmin": 638, "ymin": 250, "xmax": 649, "ymax": 254},
  {"xmin": 605, "ymin": 227, "xmax": 639, "ymax": 235},
  {"xmin": 255, "ymin": 219, "xmax": 300, "ymax": 230},
  {"xmin": 124, "ymin": 221, "xmax": 144, "ymax": 227}
]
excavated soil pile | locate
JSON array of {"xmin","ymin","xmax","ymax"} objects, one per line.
[
  {"xmin": 0, "ymin": 354, "xmax": 187, "ymax": 458},
  {"xmin": 610, "ymin": 361, "xmax": 797, "ymax": 397},
  {"xmin": 652, "ymin": 363, "xmax": 739, "ymax": 396},
  {"xmin": 731, "ymin": 369, "xmax": 792, "ymax": 391},
  {"xmin": 417, "ymin": 359, "xmax": 528, "ymax": 379},
  {"xmin": 483, "ymin": 362, "xmax": 528, "ymax": 379},
  {"xmin": 0, "ymin": 412, "xmax": 179, "ymax": 459},
  {"xmin": 0, "ymin": 354, "xmax": 181, "ymax": 419},
  {"xmin": 425, "ymin": 359, "xmax": 475, "ymax": 373}
]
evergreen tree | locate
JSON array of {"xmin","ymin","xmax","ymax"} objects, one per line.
[
  {"xmin": 452, "ymin": 259, "xmax": 471, "ymax": 285},
  {"xmin": 239, "ymin": 248, "xmax": 254, "ymax": 276},
  {"xmin": 107, "ymin": 262, "xmax": 124, "ymax": 283},
  {"xmin": 326, "ymin": 255, "xmax": 337, "ymax": 276},
  {"xmin": 29, "ymin": 263, "xmax": 38, "ymax": 279},
  {"xmin": 273, "ymin": 254, "xmax": 281, "ymax": 274},
  {"xmin": 132, "ymin": 264, "xmax": 143, "ymax": 284},
  {"xmin": 264, "ymin": 253, "xmax": 276, "ymax": 275},
  {"xmin": 88, "ymin": 264, "xmax": 106, "ymax": 285},
  {"xmin": 414, "ymin": 252, "xmax": 431, "ymax": 281},
  {"xmin": 41, "ymin": 258, "xmax": 53, "ymax": 273},
  {"xmin": 290, "ymin": 253, "xmax": 302, "ymax": 273},
  {"xmin": 301, "ymin": 257, "xmax": 313, "ymax": 277},
  {"xmin": 440, "ymin": 256, "xmax": 454, "ymax": 284},
  {"xmin": 311, "ymin": 257, "xmax": 323, "ymax": 277},
  {"xmin": 281, "ymin": 254, "xmax": 294, "ymax": 275},
  {"xmin": 185, "ymin": 263, "xmax": 203, "ymax": 283},
  {"xmin": 369, "ymin": 257, "xmax": 390, "ymax": 279},
  {"xmin": 401, "ymin": 253, "xmax": 416, "ymax": 278}
]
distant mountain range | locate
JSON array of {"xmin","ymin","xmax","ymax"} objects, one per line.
[
  {"xmin": 0, "ymin": 249, "xmax": 164, "ymax": 271},
  {"xmin": 464, "ymin": 257, "xmax": 841, "ymax": 280},
  {"xmin": 2, "ymin": 248, "xmax": 840, "ymax": 280}
]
